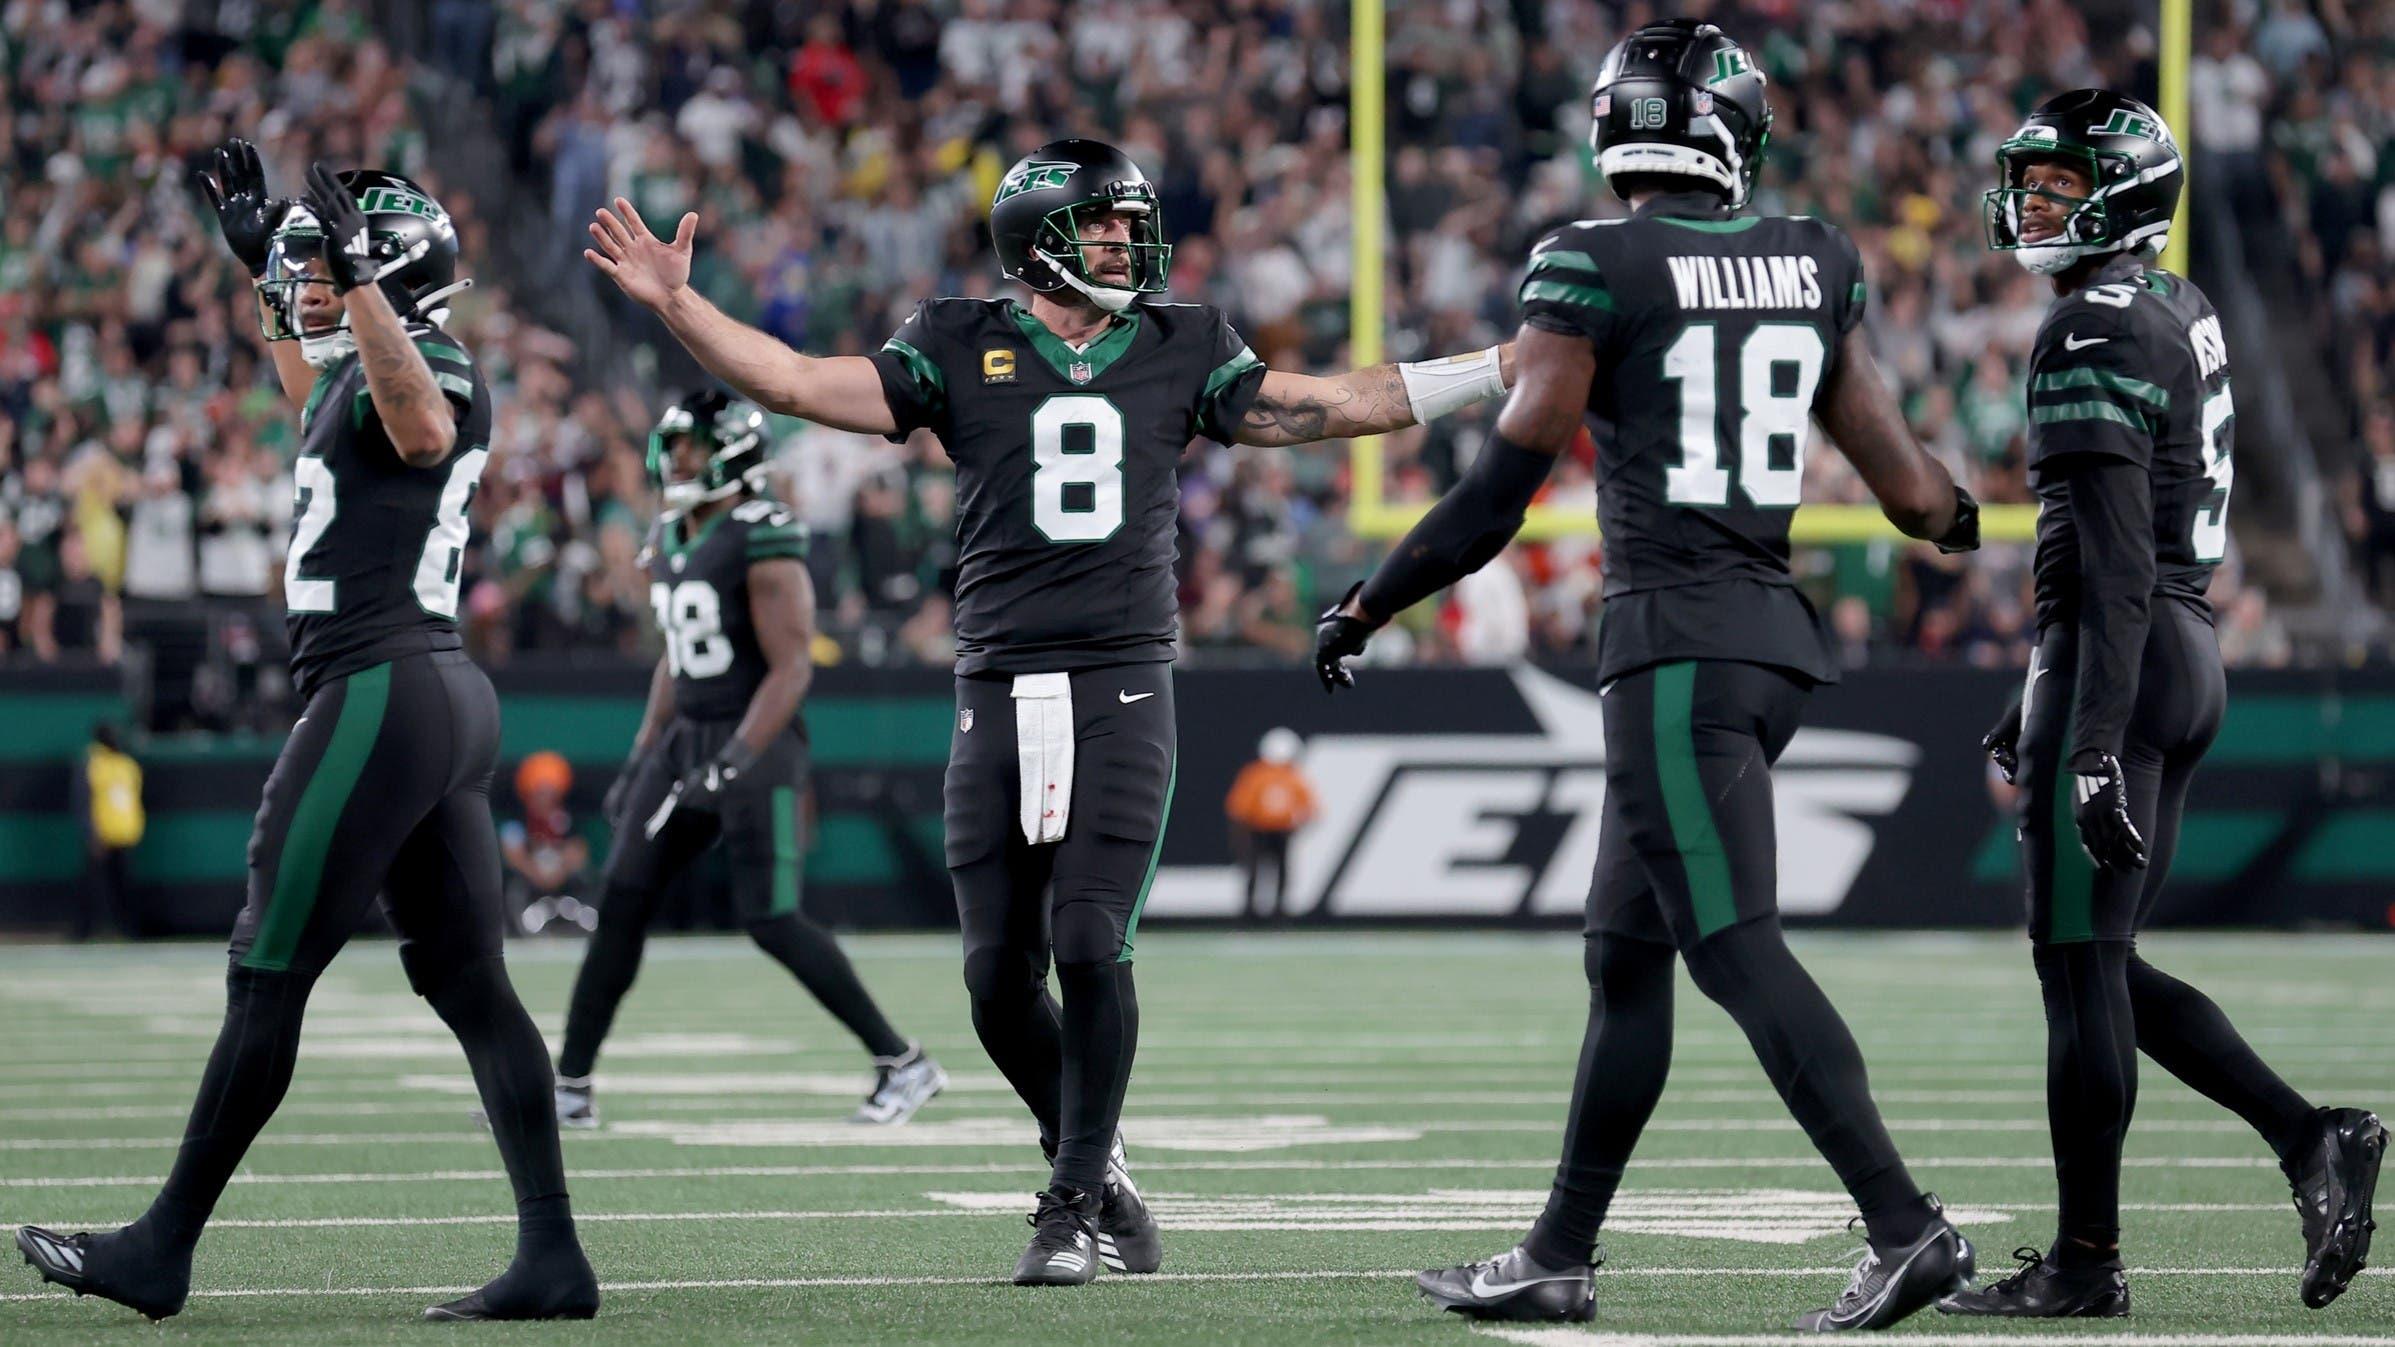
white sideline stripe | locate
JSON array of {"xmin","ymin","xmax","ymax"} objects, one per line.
[
  {"xmin": 1475, "ymin": 1323, "xmax": 2395, "ymax": 1332},
  {"xmin": 23, "ymin": 1201, "xmax": 2282, "ymax": 1231},
  {"xmin": 0, "ymin": 1154, "xmax": 2286, "ymax": 1188},
  {"xmin": 1479, "ymin": 1334, "xmax": 2395, "ymax": 1347}
]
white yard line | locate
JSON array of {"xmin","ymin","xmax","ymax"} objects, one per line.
[
  {"xmin": 0, "ymin": 1153, "xmax": 2285, "ymax": 1189},
  {"xmin": 1479, "ymin": 1334, "xmax": 2395, "ymax": 1347}
]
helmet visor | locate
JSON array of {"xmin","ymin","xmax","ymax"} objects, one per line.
[{"xmin": 256, "ymin": 230, "xmax": 345, "ymax": 342}]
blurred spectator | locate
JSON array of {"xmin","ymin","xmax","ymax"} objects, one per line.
[
  {"xmin": 1224, "ymin": 727, "xmax": 1315, "ymax": 921},
  {"xmin": 502, "ymin": 750, "xmax": 595, "ymax": 935},
  {"xmin": 75, "ymin": 723, "xmax": 143, "ymax": 940}
]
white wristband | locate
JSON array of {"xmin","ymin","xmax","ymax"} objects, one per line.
[{"xmin": 1398, "ymin": 345, "xmax": 1507, "ymax": 424}]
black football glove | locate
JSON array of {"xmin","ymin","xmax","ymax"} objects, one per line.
[
  {"xmin": 1313, "ymin": 582, "xmax": 1376, "ymax": 694},
  {"xmin": 300, "ymin": 161, "xmax": 431, "ymax": 295},
  {"xmin": 1982, "ymin": 697, "xmax": 2023, "ymax": 785},
  {"xmin": 1934, "ymin": 484, "xmax": 1983, "ymax": 554},
  {"xmin": 2070, "ymin": 751, "xmax": 2148, "ymax": 871},
  {"xmin": 194, "ymin": 138, "xmax": 290, "ymax": 277}
]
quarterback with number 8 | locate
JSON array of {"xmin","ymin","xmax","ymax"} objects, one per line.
[{"xmin": 585, "ymin": 136, "xmax": 1514, "ymax": 1285}]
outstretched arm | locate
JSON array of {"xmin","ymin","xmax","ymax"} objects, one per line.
[
  {"xmin": 1814, "ymin": 327, "xmax": 1976, "ymax": 547},
  {"xmin": 1235, "ymin": 344, "xmax": 1516, "ymax": 447},
  {"xmin": 585, "ymin": 199, "xmax": 897, "ymax": 436},
  {"xmin": 1311, "ymin": 326, "xmax": 1584, "ymax": 690}
]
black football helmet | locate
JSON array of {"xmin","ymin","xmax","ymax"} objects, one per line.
[
  {"xmin": 1589, "ymin": 19, "xmax": 1773, "ymax": 209},
  {"xmin": 649, "ymin": 389, "xmax": 770, "ymax": 513},
  {"xmin": 1984, "ymin": 89, "xmax": 2183, "ymax": 275},
  {"xmin": 259, "ymin": 169, "xmax": 466, "ymax": 367},
  {"xmin": 988, "ymin": 139, "xmax": 1170, "ymax": 312}
]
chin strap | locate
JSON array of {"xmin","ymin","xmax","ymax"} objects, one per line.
[{"xmin": 1036, "ymin": 251, "xmax": 1139, "ymax": 313}]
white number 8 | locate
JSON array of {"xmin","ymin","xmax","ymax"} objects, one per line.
[{"xmin": 1030, "ymin": 395, "xmax": 1125, "ymax": 542}]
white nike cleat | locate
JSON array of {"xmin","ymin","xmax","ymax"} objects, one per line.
[
  {"xmin": 1417, "ymin": 1244, "xmax": 1598, "ymax": 1322},
  {"xmin": 851, "ymin": 1043, "xmax": 946, "ymax": 1124}
]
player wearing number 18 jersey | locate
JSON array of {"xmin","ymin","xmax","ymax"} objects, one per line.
[
  {"xmin": 15, "ymin": 150, "xmax": 595, "ymax": 1323},
  {"xmin": 1944, "ymin": 91, "xmax": 2383, "ymax": 1319},
  {"xmin": 585, "ymin": 136, "xmax": 1514, "ymax": 1285},
  {"xmin": 551, "ymin": 390, "xmax": 945, "ymax": 1130},
  {"xmin": 1312, "ymin": 21, "xmax": 1985, "ymax": 1330}
]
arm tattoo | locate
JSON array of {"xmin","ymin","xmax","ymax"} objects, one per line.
[
  {"xmin": 1239, "ymin": 364, "xmax": 1411, "ymax": 445},
  {"xmin": 347, "ymin": 287, "xmax": 451, "ymax": 460}
]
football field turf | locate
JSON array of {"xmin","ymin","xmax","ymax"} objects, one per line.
[{"xmin": 0, "ymin": 930, "xmax": 2386, "ymax": 1344}]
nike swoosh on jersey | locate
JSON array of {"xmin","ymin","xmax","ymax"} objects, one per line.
[
  {"xmin": 2063, "ymin": 333, "xmax": 2109, "ymax": 351},
  {"xmin": 1118, "ymin": 691, "xmax": 1156, "ymax": 704}
]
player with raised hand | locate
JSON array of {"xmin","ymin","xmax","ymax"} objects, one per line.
[
  {"xmin": 1313, "ymin": 21, "xmax": 1984, "ymax": 1330},
  {"xmin": 1940, "ymin": 91, "xmax": 2383, "ymax": 1318},
  {"xmin": 13, "ymin": 146, "xmax": 597, "ymax": 1323},
  {"xmin": 551, "ymin": 389, "xmax": 946, "ymax": 1129},
  {"xmin": 586, "ymin": 138, "xmax": 1514, "ymax": 1285}
]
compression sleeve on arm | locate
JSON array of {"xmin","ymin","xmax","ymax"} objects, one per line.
[
  {"xmin": 1356, "ymin": 431, "xmax": 1556, "ymax": 622},
  {"xmin": 2063, "ymin": 454, "xmax": 2157, "ymax": 766}
]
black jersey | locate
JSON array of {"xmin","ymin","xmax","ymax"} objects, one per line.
[
  {"xmin": 2026, "ymin": 253, "xmax": 2231, "ymax": 634},
  {"xmin": 641, "ymin": 496, "xmax": 809, "ymax": 722},
  {"xmin": 283, "ymin": 329, "xmax": 492, "ymax": 698},
  {"xmin": 1520, "ymin": 192, "xmax": 1869, "ymax": 684},
  {"xmin": 869, "ymin": 297, "xmax": 1267, "ymax": 675}
]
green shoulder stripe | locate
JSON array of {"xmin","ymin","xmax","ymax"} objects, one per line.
[
  {"xmin": 2031, "ymin": 366, "xmax": 2168, "ymax": 410},
  {"xmin": 1526, "ymin": 248, "xmax": 1602, "ymax": 279},
  {"xmin": 1520, "ymin": 276, "xmax": 1617, "ymax": 313},
  {"xmin": 415, "ymin": 338, "xmax": 468, "ymax": 367},
  {"xmin": 880, "ymin": 338, "xmax": 946, "ymax": 405},
  {"xmin": 2032, "ymin": 400, "xmax": 2149, "ymax": 432},
  {"xmin": 1203, "ymin": 346, "xmax": 1262, "ymax": 408},
  {"xmin": 431, "ymin": 369, "xmax": 475, "ymax": 402}
]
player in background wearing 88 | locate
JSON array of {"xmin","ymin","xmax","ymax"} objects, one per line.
[
  {"xmin": 585, "ymin": 137, "xmax": 1515, "ymax": 1286},
  {"xmin": 1945, "ymin": 90, "xmax": 2384, "ymax": 1318},
  {"xmin": 13, "ymin": 143, "xmax": 597, "ymax": 1323},
  {"xmin": 1314, "ymin": 20, "xmax": 1983, "ymax": 1329},
  {"xmin": 551, "ymin": 389, "xmax": 946, "ymax": 1129}
]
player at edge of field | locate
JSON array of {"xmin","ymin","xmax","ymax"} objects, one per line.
[
  {"xmin": 550, "ymin": 389, "xmax": 947, "ymax": 1129},
  {"xmin": 1938, "ymin": 90, "xmax": 2385, "ymax": 1318},
  {"xmin": 585, "ymin": 139, "xmax": 1517, "ymax": 1285},
  {"xmin": 12, "ymin": 143, "xmax": 598, "ymax": 1323},
  {"xmin": 1313, "ymin": 20, "xmax": 1987, "ymax": 1330}
]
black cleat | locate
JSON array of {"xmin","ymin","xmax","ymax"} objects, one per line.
[
  {"xmin": 1098, "ymin": 1132, "xmax": 1161, "ymax": 1274},
  {"xmin": 1795, "ymin": 1198, "xmax": 1974, "ymax": 1331},
  {"xmin": 2289, "ymin": 1106, "xmax": 2385, "ymax": 1309},
  {"xmin": 1012, "ymin": 1188, "xmax": 1102, "ymax": 1286},
  {"xmin": 15, "ymin": 1224, "xmax": 189, "ymax": 1321},
  {"xmin": 422, "ymin": 1245, "xmax": 600, "ymax": 1322},
  {"xmin": 1416, "ymin": 1245, "xmax": 1598, "ymax": 1322},
  {"xmin": 1938, "ymin": 1245, "xmax": 2129, "ymax": 1317}
]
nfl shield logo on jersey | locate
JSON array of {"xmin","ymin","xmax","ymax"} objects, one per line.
[
  {"xmin": 960, "ymin": 709, "xmax": 975, "ymax": 733},
  {"xmin": 1069, "ymin": 361, "xmax": 1094, "ymax": 385}
]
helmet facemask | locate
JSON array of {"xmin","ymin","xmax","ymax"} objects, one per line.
[
  {"xmin": 258, "ymin": 215, "xmax": 356, "ymax": 369},
  {"xmin": 1029, "ymin": 189, "xmax": 1172, "ymax": 313},
  {"xmin": 1985, "ymin": 142, "xmax": 2167, "ymax": 275},
  {"xmin": 647, "ymin": 404, "xmax": 768, "ymax": 516}
]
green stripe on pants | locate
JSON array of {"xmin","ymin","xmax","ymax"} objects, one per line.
[
  {"xmin": 2047, "ymin": 699, "xmax": 2097, "ymax": 942},
  {"xmin": 243, "ymin": 662, "xmax": 392, "ymax": 971},
  {"xmin": 769, "ymin": 784, "xmax": 800, "ymax": 917},
  {"xmin": 1118, "ymin": 754, "xmax": 1177, "ymax": 962},
  {"xmin": 1653, "ymin": 662, "xmax": 1739, "ymax": 938}
]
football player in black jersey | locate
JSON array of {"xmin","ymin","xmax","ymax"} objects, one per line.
[
  {"xmin": 586, "ymin": 137, "xmax": 1513, "ymax": 1285},
  {"xmin": 551, "ymin": 389, "xmax": 946, "ymax": 1128},
  {"xmin": 1939, "ymin": 91, "xmax": 2383, "ymax": 1318},
  {"xmin": 1312, "ymin": 21, "xmax": 1983, "ymax": 1330},
  {"xmin": 14, "ymin": 145, "xmax": 597, "ymax": 1323}
]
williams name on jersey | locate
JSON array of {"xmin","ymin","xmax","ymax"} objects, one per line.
[
  {"xmin": 868, "ymin": 297, "xmax": 1266, "ymax": 676},
  {"xmin": 1520, "ymin": 195, "xmax": 1869, "ymax": 684}
]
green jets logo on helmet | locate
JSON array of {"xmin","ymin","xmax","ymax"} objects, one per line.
[
  {"xmin": 1710, "ymin": 49, "xmax": 1753, "ymax": 84},
  {"xmin": 357, "ymin": 186, "xmax": 445, "ymax": 222},
  {"xmin": 2091, "ymin": 108, "xmax": 2161, "ymax": 141},
  {"xmin": 994, "ymin": 161, "xmax": 1079, "ymax": 205}
]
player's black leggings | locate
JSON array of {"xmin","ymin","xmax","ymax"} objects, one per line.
[{"xmin": 2019, "ymin": 605, "xmax": 2314, "ymax": 1252}]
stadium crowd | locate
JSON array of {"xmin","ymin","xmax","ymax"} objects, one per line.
[{"xmin": 1, "ymin": 0, "xmax": 2386, "ymax": 701}]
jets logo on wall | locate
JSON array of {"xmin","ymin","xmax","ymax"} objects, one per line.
[{"xmin": 1148, "ymin": 668, "xmax": 1917, "ymax": 919}]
